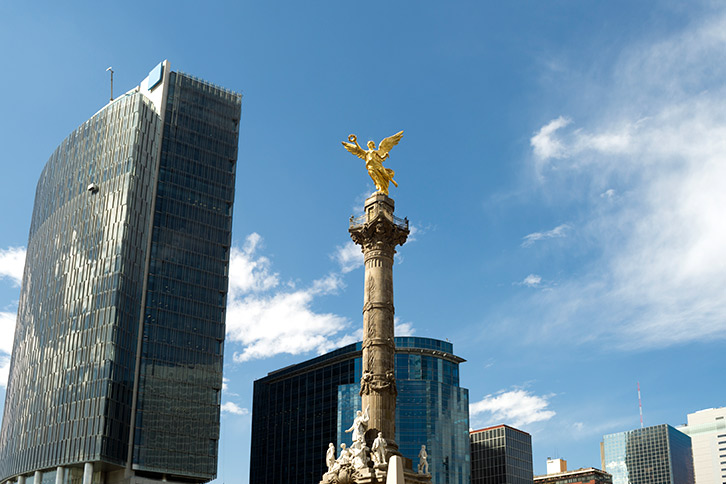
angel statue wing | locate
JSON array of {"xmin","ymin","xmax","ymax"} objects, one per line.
[
  {"xmin": 342, "ymin": 134, "xmax": 366, "ymax": 160},
  {"xmin": 377, "ymin": 131, "xmax": 404, "ymax": 155}
]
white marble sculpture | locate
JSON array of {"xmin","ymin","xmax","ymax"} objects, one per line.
[
  {"xmin": 418, "ymin": 445, "xmax": 429, "ymax": 475},
  {"xmin": 350, "ymin": 440, "xmax": 370, "ymax": 470},
  {"xmin": 326, "ymin": 442, "xmax": 336, "ymax": 472},
  {"xmin": 371, "ymin": 432, "xmax": 388, "ymax": 466},
  {"xmin": 339, "ymin": 443, "xmax": 351, "ymax": 464},
  {"xmin": 345, "ymin": 405, "xmax": 370, "ymax": 444}
]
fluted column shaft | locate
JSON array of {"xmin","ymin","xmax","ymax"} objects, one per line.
[{"xmin": 350, "ymin": 193, "xmax": 408, "ymax": 451}]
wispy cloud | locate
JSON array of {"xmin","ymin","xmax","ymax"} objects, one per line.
[
  {"xmin": 521, "ymin": 224, "xmax": 570, "ymax": 248},
  {"xmin": 600, "ymin": 189, "xmax": 615, "ymax": 200},
  {"xmin": 221, "ymin": 402, "xmax": 249, "ymax": 416},
  {"xmin": 334, "ymin": 242, "xmax": 363, "ymax": 273},
  {"xmin": 521, "ymin": 8, "xmax": 726, "ymax": 349},
  {"xmin": 531, "ymin": 116, "xmax": 572, "ymax": 161},
  {"xmin": 226, "ymin": 233, "xmax": 356, "ymax": 362},
  {"xmin": 531, "ymin": 116, "xmax": 632, "ymax": 167},
  {"xmin": 470, "ymin": 389, "xmax": 556, "ymax": 428},
  {"xmin": 0, "ymin": 247, "xmax": 25, "ymax": 286},
  {"xmin": 521, "ymin": 274, "xmax": 542, "ymax": 287}
]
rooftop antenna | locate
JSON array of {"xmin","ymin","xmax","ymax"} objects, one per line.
[
  {"xmin": 637, "ymin": 381, "xmax": 644, "ymax": 428},
  {"xmin": 106, "ymin": 67, "xmax": 114, "ymax": 102}
]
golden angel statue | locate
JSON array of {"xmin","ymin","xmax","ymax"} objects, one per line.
[{"xmin": 342, "ymin": 131, "xmax": 404, "ymax": 196}]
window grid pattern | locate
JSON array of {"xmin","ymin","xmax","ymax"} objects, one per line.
[
  {"xmin": 470, "ymin": 425, "xmax": 533, "ymax": 484},
  {"xmin": 131, "ymin": 71, "xmax": 241, "ymax": 479},
  {"xmin": 340, "ymin": 352, "xmax": 470, "ymax": 484},
  {"xmin": 603, "ymin": 424, "xmax": 694, "ymax": 484},
  {"xmin": 0, "ymin": 93, "xmax": 160, "ymax": 480},
  {"xmin": 250, "ymin": 356, "xmax": 357, "ymax": 484},
  {"xmin": 249, "ymin": 337, "xmax": 469, "ymax": 484}
]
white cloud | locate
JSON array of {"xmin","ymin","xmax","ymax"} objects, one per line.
[
  {"xmin": 0, "ymin": 311, "xmax": 16, "ymax": 355},
  {"xmin": 407, "ymin": 223, "xmax": 422, "ymax": 243},
  {"xmin": 0, "ymin": 311, "xmax": 16, "ymax": 388},
  {"xmin": 0, "ymin": 247, "xmax": 25, "ymax": 286},
  {"xmin": 600, "ymin": 189, "xmax": 615, "ymax": 199},
  {"xmin": 470, "ymin": 389, "xmax": 556, "ymax": 428},
  {"xmin": 531, "ymin": 116, "xmax": 571, "ymax": 161},
  {"xmin": 221, "ymin": 402, "xmax": 249, "ymax": 415},
  {"xmin": 521, "ymin": 224, "xmax": 570, "ymax": 247},
  {"xmin": 221, "ymin": 377, "xmax": 239, "ymax": 396},
  {"xmin": 226, "ymin": 234, "xmax": 354, "ymax": 362},
  {"xmin": 522, "ymin": 8, "xmax": 726, "ymax": 348},
  {"xmin": 334, "ymin": 242, "xmax": 363, "ymax": 273},
  {"xmin": 394, "ymin": 317, "xmax": 416, "ymax": 336},
  {"xmin": 522, "ymin": 274, "xmax": 542, "ymax": 287},
  {"xmin": 0, "ymin": 355, "xmax": 9, "ymax": 389},
  {"xmin": 228, "ymin": 234, "xmax": 279, "ymax": 293}
]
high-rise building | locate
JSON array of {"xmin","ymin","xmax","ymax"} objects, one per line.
[
  {"xmin": 249, "ymin": 337, "xmax": 470, "ymax": 484},
  {"xmin": 601, "ymin": 424, "xmax": 695, "ymax": 484},
  {"xmin": 678, "ymin": 407, "xmax": 726, "ymax": 484},
  {"xmin": 470, "ymin": 424, "xmax": 533, "ymax": 484},
  {"xmin": 534, "ymin": 459, "xmax": 611, "ymax": 484},
  {"xmin": 0, "ymin": 61, "xmax": 241, "ymax": 484}
]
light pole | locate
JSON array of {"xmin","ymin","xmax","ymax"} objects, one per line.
[{"xmin": 106, "ymin": 67, "xmax": 114, "ymax": 102}]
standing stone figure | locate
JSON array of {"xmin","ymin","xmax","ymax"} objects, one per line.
[
  {"xmin": 418, "ymin": 445, "xmax": 429, "ymax": 475},
  {"xmin": 326, "ymin": 443, "xmax": 336, "ymax": 472},
  {"xmin": 345, "ymin": 405, "xmax": 370, "ymax": 444},
  {"xmin": 371, "ymin": 432, "xmax": 388, "ymax": 466}
]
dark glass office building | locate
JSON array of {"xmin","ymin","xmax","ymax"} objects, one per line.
[
  {"xmin": 0, "ymin": 61, "xmax": 241, "ymax": 484},
  {"xmin": 470, "ymin": 424, "xmax": 534, "ymax": 484},
  {"xmin": 250, "ymin": 337, "xmax": 470, "ymax": 484},
  {"xmin": 601, "ymin": 424, "xmax": 694, "ymax": 484}
]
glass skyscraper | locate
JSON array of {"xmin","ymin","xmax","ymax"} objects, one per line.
[
  {"xmin": 470, "ymin": 424, "xmax": 534, "ymax": 484},
  {"xmin": 249, "ymin": 337, "xmax": 470, "ymax": 484},
  {"xmin": 0, "ymin": 61, "xmax": 241, "ymax": 484},
  {"xmin": 602, "ymin": 424, "xmax": 695, "ymax": 484}
]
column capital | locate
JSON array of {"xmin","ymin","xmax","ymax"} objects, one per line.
[{"xmin": 349, "ymin": 194, "xmax": 409, "ymax": 250}]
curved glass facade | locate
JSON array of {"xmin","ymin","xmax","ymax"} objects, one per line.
[
  {"xmin": 250, "ymin": 337, "xmax": 470, "ymax": 484},
  {"xmin": 0, "ymin": 63, "xmax": 241, "ymax": 484}
]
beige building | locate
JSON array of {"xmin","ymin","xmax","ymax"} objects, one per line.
[
  {"xmin": 678, "ymin": 407, "xmax": 726, "ymax": 484},
  {"xmin": 535, "ymin": 459, "xmax": 612, "ymax": 484}
]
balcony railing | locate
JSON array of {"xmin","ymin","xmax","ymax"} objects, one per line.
[{"xmin": 349, "ymin": 213, "xmax": 409, "ymax": 231}]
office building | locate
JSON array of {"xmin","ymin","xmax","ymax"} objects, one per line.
[
  {"xmin": 534, "ymin": 459, "xmax": 611, "ymax": 484},
  {"xmin": 470, "ymin": 424, "xmax": 533, "ymax": 484},
  {"xmin": 250, "ymin": 337, "xmax": 470, "ymax": 484},
  {"xmin": 678, "ymin": 407, "xmax": 726, "ymax": 484},
  {"xmin": 601, "ymin": 424, "xmax": 694, "ymax": 484},
  {"xmin": 0, "ymin": 61, "xmax": 241, "ymax": 484}
]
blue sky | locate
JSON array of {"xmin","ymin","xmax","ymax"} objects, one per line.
[{"xmin": 1, "ymin": 1, "xmax": 724, "ymax": 480}]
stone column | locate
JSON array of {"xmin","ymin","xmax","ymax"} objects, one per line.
[
  {"xmin": 82, "ymin": 463, "xmax": 93, "ymax": 484},
  {"xmin": 350, "ymin": 193, "xmax": 408, "ymax": 451},
  {"xmin": 55, "ymin": 467, "xmax": 64, "ymax": 484}
]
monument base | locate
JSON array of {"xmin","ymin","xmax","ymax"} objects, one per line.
[{"xmin": 320, "ymin": 458, "xmax": 430, "ymax": 484}]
